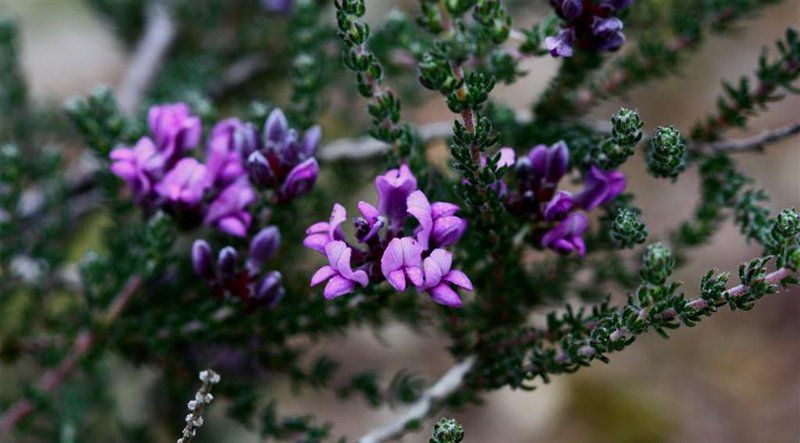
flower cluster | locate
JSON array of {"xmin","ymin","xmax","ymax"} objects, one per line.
[
  {"xmin": 192, "ymin": 227, "xmax": 285, "ymax": 309},
  {"xmin": 545, "ymin": 0, "xmax": 633, "ymax": 57},
  {"xmin": 303, "ymin": 165, "xmax": 473, "ymax": 307},
  {"xmin": 109, "ymin": 105, "xmax": 320, "ymax": 237},
  {"xmin": 504, "ymin": 141, "xmax": 626, "ymax": 255},
  {"xmin": 243, "ymin": 109, "xmax": 321, "ymax": 202}
]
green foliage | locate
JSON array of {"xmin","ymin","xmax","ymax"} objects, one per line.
[
  {"xmin": 611, "ymin": 208, "xmax": 648, "ymax": 249},
  {"xmin": 430, "ymin": 417, "xmax": 464, "ymax": 443},
  {"xmin": 647, "ymin": 125, "xmax": 686, "ymax": 179},
  {"xmin": 692, "ymin": 27, "xmax": 800, "ymax": 141},
  {"xmin": 3, "ymin": 2, "xmax": 799, "ymax": 442}
]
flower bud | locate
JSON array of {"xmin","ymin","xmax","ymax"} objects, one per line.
[
  {"xmin": 278, "ymin": 158, "xmax": 319, "ymax": 201},
  {"xmin": 611, "ymin": 107, "xmax": 643, "ymax": 148},
  {"xmin": 430, "ymin": 417, "xmax": 464, "ymax": 443},
  {"xmin": 252, "ymin": 271, "xmax": 285, "ymax": 308},
  {"xmin": 611, "ymin": 208, "xmax": 647, "ymax": 248},
  {"xmin": 647, "ymin": 126, "xmax": 686, "ymax": 179},
  {"xmin": 192, "ymin": 240, "xmax": 215, "ymax": 279},
  {"xmin": 772, "ymin": 208, "xmax": 800, "ymax": 239},
  {"xmin": 249, "ymin": 226, "xmax": 281, "ymax": 266},
  {"xmin": 217, "ymin": 246, "xmax": 238, "ymax": 279},
  {"xmin": 246, "ymin": 151, "xmax": 277, "ymax": 188},
  {"xmin": 641, "ymin": 243, "xmax": 675, "ymax": 284}
]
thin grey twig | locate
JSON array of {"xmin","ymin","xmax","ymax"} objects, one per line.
[
  {"xmin": 693, "ymin": 121, "xmax": 800, "ymax": 154},
  {"xmin": 208, "ymin": 54, "xmax": 270, "ymax": 98},
  {"xmin": 117, "ymin": 1, "xmax": 177, "ymax": 114},
  {"xmin": 357, "ymin": 355, "xmax": 477, "ymax": 443},
  {"xmin": 318, "ymin": 121, "xmax": 454, "ymax": 161},
  {"xmin": 177, "ymin": 369, "xmax": 220, "ymax": 443}
]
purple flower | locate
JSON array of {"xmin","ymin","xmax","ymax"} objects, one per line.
[
  {"xmin": 575, "ymin": 165, "xmax": 626, "ymax": 210},
  {"xmin": 278, "ymin": 157, "xmax": 319, "ymax": 201},
  {"xmin": 248, "ymin": 226, "xmax": 281, "ymax": 267},
  {"xmin": 252, "ymin": 271, "xmax": 285, "ymax": 308},
  {"xmin": 192, "ymin": 239, "xmax": 215, "ymax": 280},
  {"xmin": 528, "ymin": 141, "xmax": 569, "ymax": 190},
  {"xmin": 109, "ymin": 137, "xmax": 159, "ymax": 200},
  {"xmin": 205, "ymin": 118, "xmax": 248, "ymax": 188},
  {"xmin": 543, "ymin": 190, "xmax": 574, "ymax": 221},
  {"xmin": 407, "ymin": 190, "xmax": 467, "ymax": 249},
  {"xmin": 303, "ymin": 203, "xmax": 346, "ymax": 254},
  {"xmin": 421, "ymin": 249, "xmax": 473, "ymax": 308},
  {"xmin": 203, "ymin": 180, "xmax": 256, "ymax": 237},
  {"xmin": 380, "ymin": 237, "xmax": 424, "ymax": 292},
  {"xmin": 542, "ymin": 211, "xmax": 588, "ymax": 255},
  {"xmin": 551, "ymin": 0, "xmax": 583, "ymax": 21},
  {"xmin": 355, "ymin": 201, "xmax": 384, "ymax": 242},
  {"xmin": 545, "ymin": 29, "xmax": 576, "ymax": 58},
  {"xmin": 591, "ymin": 17, "xmax": 625, "ymax": 52},
  {"xmin": 147, "ymin": 103, "xmax": 201, "ymax": 166},
  {"xmin": 497, "ymin": 147, "xmax": 516, "ymax": 169},
  {"xmin": 246, "ymin": 151, "xmax": 277, "ymax": 188},
  {"xmin": 547, "ymin": 0, "xmax": 632, "ymax": 57},
  {"xmin": 264, "ymin": 109, "xmax": 320, "ymax": 166},
  {"xmin": 310, "ymin": 241, "xmax": 369, "ymax": 299},
  {"xmin": 375, "ymin": 164, "xmax": 418, "ymax": 230},
  {"xmin": 155, "ymin": 158, "xmax": 208, "ymax": 206}
]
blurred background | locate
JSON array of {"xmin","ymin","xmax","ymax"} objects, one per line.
[{"xmin": 1, "ymin": 0, "xmax": 798, "ymax": 442}]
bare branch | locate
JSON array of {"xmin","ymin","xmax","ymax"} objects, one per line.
[
  {"xmin": 0, "ymin": 276, "xmax": 143, "ymax": 435},
  {"xmin": 318, "ymin": 121, "xmax": 453, "ymax": 161},
  {"xmin": 117, "ymin": 1, "xmax": 177, "ymax": 114},
  {"xmin": 208, "ymin": 54, "xmax": 270, "ymax": 99},
  {"xmin": 693, "ymin": 121, "xmax": 800, "ymax": 154},
  {"xmin": 358, "ymin": 355, "xmax": 477, "ymax": 443}
]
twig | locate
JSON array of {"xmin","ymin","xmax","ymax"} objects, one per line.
[
  {"xmin": 117, "ymin": 1, "xmax": 176, "ymax": 114},
  {"xmin": 724, "ymin": 267, "xmax": 794, "ymax": 298},
  {"xmin": 208, "ymin": 54, "xmax": 270, "ymax": 99},
  {"xmin": 0, "ymin": 276, "xmax": 143, "ymax": 435},
  {"xmin": 318, "ymin": 121, "xmax": 453, "ymax": 161},
  {"xmin": 357, "ymin": 355, "xmax": 477, "ymax": 443},
  {"xmin": 693, "ymin": 121, "xmax": 800, "ymax": 154},
  {"xmin": 177, "ymin": 369, "xmax": 220, "ymax": 443}
]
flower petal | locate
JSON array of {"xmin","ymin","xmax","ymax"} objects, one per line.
[
  {"xmin": 428, "ymin": 284, "xmax": 462, "ymax": 308},
  {"xmin": 311, "ymin": 265, "xmax": 337, "ymax": 286},
  {"xmin": 443, "ymin": 270, "xmax": 473, "ymax": 291},
  {"xmin": 324, "ymin": 275, "xmax": 355, "ymax": 299}
]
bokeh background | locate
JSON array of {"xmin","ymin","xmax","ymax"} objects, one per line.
[{"xmin": 1, "ymin": 0, "xmax": 798, "ymax": 442}]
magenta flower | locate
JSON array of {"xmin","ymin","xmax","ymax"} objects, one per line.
[
  {"xmin": 543, "ymin": 190, "xmax": 574, "ymax": 221},
  {"xmin": 575, "ymin": 165, "xmax": 626, "ymax": 210},
  {"xmin": 547, "ymin": 0, "xmax": 631, "ymax": 58},
  {"xmin": 355, "ymin": 201, "xmax": 384, "ymax": 242},
  {"xmin": 147, "ymin": 103, "xmax": 201, "ymax": 167},
  {"xmin": 529, "ymin": 141, "xmax": 569, "ymax": 188},
  {"xmin": 376, "ymin": 164, "xmax": 418, "ymax": 230},
  {"xmin": 303, "ymin": 203, "xmax": 346, "ymax": 253},
  {"xmin": 155, "ymin": 158, "xmax": 208, "ymax": 206},
  {"xmin": 203, "ymin": 180, "xmax": 256, "ymax": 237},
  {"xmin": 311, "ymin": 241, "xmax": 369, "ymax": 299},
  {"xmin": 407, "ymin": 190, "xmax": 467, "ymax": 249},
  {"xmin": 421, "ymin": 249, "xmax": 473, "ymax": 307},
  {"xmin": 205, "ymin": 118, "xmax": 248, "ymax": 188},
  {"xmin": 109, "ymin": 137, "xmax": 160, "ymax": 200},
  {"xmin": 380, "ymin": 237, "xmax": 424, "ymax": 291},
  {"xmin": 278, "ymin": 157, "xmax": 319, "ymax": 201},
  {"xmin": 542, "ymin": 211, "xmax": 588, "ymax": 255}
]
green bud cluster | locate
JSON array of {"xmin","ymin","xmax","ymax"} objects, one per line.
[
  {"xmin": 430, "ymin": 418, "xmax": 465, "ymax": 443},
  {"xmin": 768, "ymin": 208, "xmax": 800, "ymax": 269},
  {"xmin": 472, "ymin": 0, "xmax": 511, "ymax": 44},
  {"xmin": 647, "ymin": 125, "xmax": 686, "ymax": 179},
  {"xmin": 641, "ymin": 243, "xmax": 675, "ymax": 285},
  {"xmin": 611, "ymin": 208, "xmax": 648, "ymax": 248},
  {"xmin": 598, "ymin": 107, "xmax": 643, "ymax": 169}
]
